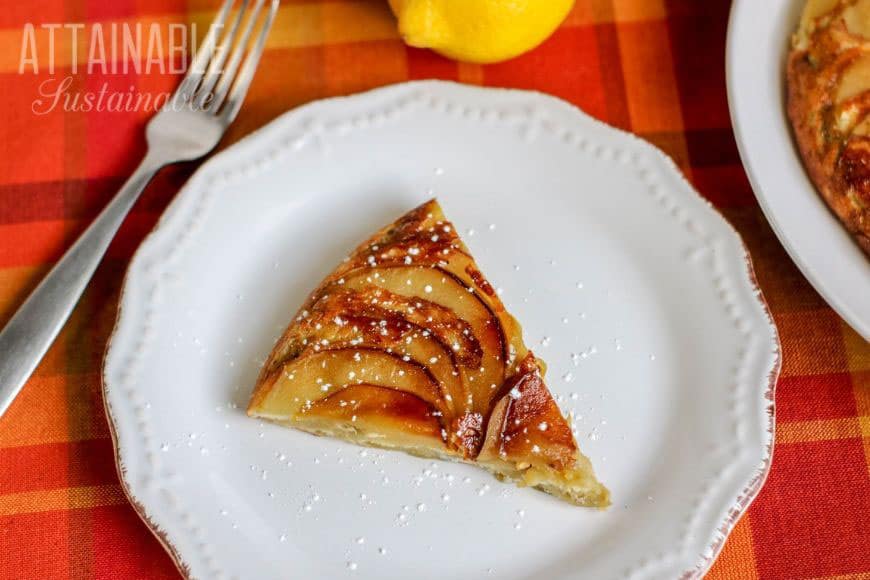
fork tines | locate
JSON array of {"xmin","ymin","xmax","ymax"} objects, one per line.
[{"xmin": 175, "ymin": 0, "xmax": 279, "ymax": 120}]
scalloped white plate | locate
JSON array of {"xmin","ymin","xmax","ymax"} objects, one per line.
[
  {"xmin": 727, "ymin": 0, "xmax": 870, "ymax": 340},
  {"xmin": 103, "ymin": 81, "xmax": 780, "ymax": 580}
]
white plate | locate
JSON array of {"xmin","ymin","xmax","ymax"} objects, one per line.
[
  {"xmin": 726, "ymin": 0, "xmax": 870, "ymax": 340},
  {"xmin": 103, "ymin": 81, "xmax": 780, "ymax": 580}
]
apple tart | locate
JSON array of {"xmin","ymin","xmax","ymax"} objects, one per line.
[
  {"xmin": 247, "ymin": 200, "xmax": 609, "ymax": 507},
  {"xmin": 787, "ymin": 0, "xmax": 870, "ymax": 254}
]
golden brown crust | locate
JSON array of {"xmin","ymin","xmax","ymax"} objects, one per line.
[
  {"xmin": 787, "ymin": 0, "xmax": 870, "ymax": 254},
  {"xmin": 247, "ymin": 199, "xmax": 609, "ymax": 506}
]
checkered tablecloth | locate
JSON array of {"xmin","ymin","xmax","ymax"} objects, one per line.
[{"xmin": 1, "ymin": 1, "xmax": 868, "ymax": 578}]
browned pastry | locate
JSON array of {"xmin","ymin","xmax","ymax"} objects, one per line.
[
  {"xmin": 247, "ymin": 199, "xmax": 609, "ymax": 507},
  {"xmin": 787, "ymin": 0, "xmax": 870, "ymax": 254}
]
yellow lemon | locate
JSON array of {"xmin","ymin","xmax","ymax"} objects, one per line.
[{"xmin": 388, "ymin": 0, "xmax": 575, "ymax": 64}]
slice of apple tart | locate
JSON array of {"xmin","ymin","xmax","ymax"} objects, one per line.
[{"xmin": 247, "ymin": 199, "xmax": 609, "ymax": 507}]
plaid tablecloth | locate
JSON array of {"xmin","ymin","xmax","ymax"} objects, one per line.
[{"xmin": 1, "ymin": 1, "xmax": 869, "ymax": 578}]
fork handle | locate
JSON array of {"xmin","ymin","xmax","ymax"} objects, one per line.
[{"xmin": 0, "ymin": 153, "xmax": 163, "ymax": 417}]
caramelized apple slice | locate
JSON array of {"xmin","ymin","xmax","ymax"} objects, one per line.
[
  {"xmin": 332, "ymin": 203, "xmax": 526, "ymax": 368},
  {"xmin": 251, "ymin": 348, "xmax": 448, "ymax": 420},
  {"xmin": 280, "ymin": 314, "xmax": 464, "ymax": 416},
  {"xmin": 478, "ymin": 353, "xmax": 610, "ymax": 506},
  {"xmin": 479, "ymin": 356, "xmax": 577, "ymax": 470},
  {"xmin": 303, "ymin": 385, "xmax": 445, "ymax": 450},
  {"xmin": 262, "ymin": 287, "xmax": 479, "ymax": 386},
  {"xmin": 837, "ymin": 53, "xmax": 870, "ymax": 104},
  {"xmin": 434, "ymin": 249, "xmax": 527, "ymax": 366},
  {"xmin": 268, "ymin": 287, "xmax": 476, "ymax": 413},
  {"xmin": 341, "ymin": 266, "xmax": 506, "ymax": 413},
  {"xmin": 310, "ymin": 286, "xmax": 482, "ymax": 367}
]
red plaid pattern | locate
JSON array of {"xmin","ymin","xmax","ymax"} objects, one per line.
[{"xmin": 0, "ymin": 1, "xmax": 868, "ymax": 578}]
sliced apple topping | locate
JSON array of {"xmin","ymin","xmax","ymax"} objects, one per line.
[
  {"xmin": 264, "ymin": 288, "xmax": 476, "ymax": 414},
  {"xmin": 305, "ymin": 385, "xmax": 444, "ymax": 446},
  {"xmin": 332, "ymin": 206, "xmax": 527, "ymax": 368},
  {"xmin": 342, "ymin": 266, "xmax": 506, "ymax": 414},
  {"xmin": 252, "ymin": 348, "xmax": 447, "ymax": 422},
  {"xmin": 479, "ymin": 353, "xmax": 577, "ymax": 471}
]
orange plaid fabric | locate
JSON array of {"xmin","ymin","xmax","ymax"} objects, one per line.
[{"xmin": 0, "ymin": 1, "xmax": 868, "ymax": 578}]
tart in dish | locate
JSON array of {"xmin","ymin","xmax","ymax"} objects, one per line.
[
  {"xmin": 787, "ymin": 0, "xmax": 870, "ymax": 254},
  {"xmin": 247, "ymin": 199, "xmax": 610, "ymax": 507}
]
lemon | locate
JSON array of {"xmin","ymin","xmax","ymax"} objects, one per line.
[{"xmin": 388, "ymin": 0, "xmax": 575, "ymax": 64}]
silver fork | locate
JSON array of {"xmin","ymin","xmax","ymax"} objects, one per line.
[{"xmin": 0, "ymin": 0, "xmax": 279, "ymax": 417}]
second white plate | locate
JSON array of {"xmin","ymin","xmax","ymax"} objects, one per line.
[
  {"xmin": 104, "ymin": 81, "xmax": 780, "ymax": 579},
  {"xmin": 727, "ymin": 0, "xmax": 870, "ymax": 339}
]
